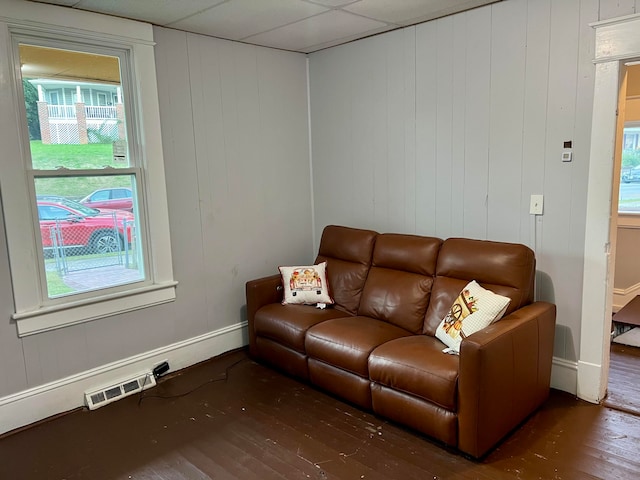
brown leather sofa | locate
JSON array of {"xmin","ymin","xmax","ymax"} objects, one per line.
[{"xmin": 246, "ymin": 225, "xmax": 556, "ymax": 458}]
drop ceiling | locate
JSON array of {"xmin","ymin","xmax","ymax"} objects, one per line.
[{"xmin": 29, "ymin": 0, "xmax": 502, "ymax": 53}]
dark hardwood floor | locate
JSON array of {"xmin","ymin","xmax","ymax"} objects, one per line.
[
  {"xmin": 605, "ymin": 342, "xmax": 640, "ymax": 416},
  {"xmin": 2, "ymin": 347, "xmax": 640, "ymax": 480}
]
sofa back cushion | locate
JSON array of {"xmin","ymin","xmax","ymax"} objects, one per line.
[
  {"xmin": 423, "ymin": 238, "xmax": 535, "ymax": 335},
  {"xmin": 359, "ymin": 234, "xmax": 442, "ymax": 333},
  {"xmin": 315, "ymin": 225, "xmax": 378, "ymax": 315}
]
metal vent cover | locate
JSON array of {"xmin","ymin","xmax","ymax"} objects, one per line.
[{"xmin": 84, "ymin": 371, "xmax": 156, "ymax": 410}]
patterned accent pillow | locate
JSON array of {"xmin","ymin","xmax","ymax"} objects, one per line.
[
  {"xmin": 435, "ymin": 280, "xmax": 510, "ymax": 354},
  {"xmin": 279, "ymin": 262, "xmax": 334, "ymax": 306}
]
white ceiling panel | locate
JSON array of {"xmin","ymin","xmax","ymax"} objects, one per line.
[
  {"xmin": 344, "ymin": 0, "xmax": 500, "ymax": 25},
  {"xmin": 71, "ymin": 0, "xmax": 226, "ymax": 26},
  {"xmin": 170, "ymin": 0, "xmax": 329, "ymax": 41},
  {"xmin": 31, "ymin": 0, "xmax": 77, "ymax": 6},
  {"xmin": 27, "ymin": 0, "xmax": 504, "ymax": 53},
  {"xmin": 244, "ymin": 9, "xmax": 388, "ymax": 52},
  {"xmin": 306, "ymin": 0, "xmax": 362, "ymax": 7}
]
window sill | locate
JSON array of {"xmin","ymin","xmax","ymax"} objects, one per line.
[
  {"xmin": 617, "ymin": 213, "xmax": 640, "ymax": 228},
  {"xmin": 13, "ymin": 281, "xmax": 178, "ymax": 337}
]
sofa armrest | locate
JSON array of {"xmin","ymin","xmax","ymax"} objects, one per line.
[
  {"xmin": 457, "ymin": 301, "xmax": 556, "ymax": 458},
  {"xmin": 246, "ymin": 274, "xmax": 283, "ymax": 356}
]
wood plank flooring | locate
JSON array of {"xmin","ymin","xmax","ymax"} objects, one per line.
[
  {"xmin": 2, "ymin": 347, "xmax": 640, "ymax": 479},
  {"xmin": 604, "ymin": 342, "xmax": 640, "ymax": 416}
]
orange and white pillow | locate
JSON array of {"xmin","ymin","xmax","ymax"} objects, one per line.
[
  {"xmin": 435, "ymin": 280, "xmax": 510, "ymax": 354},
  {"xmin": 279, "ymin": 262, "xmax": 334, "ymax": 306}
]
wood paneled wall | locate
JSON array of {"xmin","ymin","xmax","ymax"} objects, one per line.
[
  {"xmin": 0, "ymin": 27, "xmax": 311, "ymax": 398},
  {"xmin": 2, "ymin": 0, "xmax": 640, "ymax": 408},
  {"xmin": 309, "ymin": 0, "xmax": 607, "ymax": 363}
]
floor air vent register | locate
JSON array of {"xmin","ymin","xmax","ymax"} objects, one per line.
[{"xmin": 84, "ymin": 371, "xmax": 156, "ymax": 410}]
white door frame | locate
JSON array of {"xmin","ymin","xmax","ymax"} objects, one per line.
[{"xmin": 580, "ymin": 13, "xmax": 640, "ymax": 403}]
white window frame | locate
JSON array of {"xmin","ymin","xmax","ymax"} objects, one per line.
[{"xmin": 0, "ymin": 2, "xmax": 176, "ymax": 337}]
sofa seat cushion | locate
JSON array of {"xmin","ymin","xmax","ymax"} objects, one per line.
[
  {"xmin": 306, "ymin": 316, "xmax": 412, "ymax": 377},
  {"xmin": 369, "ymin": 336, "xmax": 459, "ymax": 411},
  {"xmin": 254, "ymin": 304, "xmax": 351, "ymax": 353}
]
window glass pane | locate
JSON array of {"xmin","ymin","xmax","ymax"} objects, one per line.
[
  {"xmin": 19, "ymin": 42, "xmax": 146, "ymax": 300},
  {"xmin": 34, "ymin": 176, "xmax": 144, "ymax": 298},
  {"xmin": 19, "ymin": 44, "xmax": 130, "ymax": 169},
  {"xmin": 619, "ymin": 126, "xmax": 640, "ymax": 214}
]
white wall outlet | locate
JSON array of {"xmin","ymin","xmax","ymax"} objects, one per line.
[{"xmin": 530, "ymin": 195, "xmax": 544, "ymax": 215}]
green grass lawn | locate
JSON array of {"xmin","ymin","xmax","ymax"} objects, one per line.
[
  {"xmin": 33, "ymin": 141, "xmax": 137, "ymax": 296},
  {"xmin": 30, "ymin": 141, "xmax": 114, "ymax": 169},
  {"xmin": 45, "ymin": 269, "xmax": 76, "ymax": 297},
  {"xmin": 30, "ymin": 141, "xmax": 133, "ymax": 199}
]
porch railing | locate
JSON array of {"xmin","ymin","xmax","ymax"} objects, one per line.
[{"xmin": 47, "ymin": 104, "xmax": 117, "ymax": 120}]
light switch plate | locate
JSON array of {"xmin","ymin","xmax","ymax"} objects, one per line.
[{"xmin": 530, "ymin": 195, "xmax": 544, "ymax": 215}]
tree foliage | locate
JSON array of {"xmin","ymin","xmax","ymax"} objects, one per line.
[{"xmin": 22, "ymin": 79, "xmax": 41, "ymax": 140}]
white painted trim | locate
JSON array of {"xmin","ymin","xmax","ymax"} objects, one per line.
[
  {"xmin": 0, "ymin": 322, "xmax": 248, "ymax": 436},
  {"xmin": 613, "ymin": 281, "xmax": 640, "ymax": 312},
  {"xmin": 15, "ymin": 283, "xmax": 178, "ymax": 337},
  {"xmin": 589, "ymin": 12, "xmax": 640, "ymax": 29},
  {"xmin": 580, "ymin": 60, "xmax": 618, "ymax": 405},
  {"xmin": 613, "ymin": 281, "xmax": 640, "ymax": 296},
  {"xmin": 550, "ymin": 357, "xmax": 578, "ymax": 396},
  {"xmin": 581, "ymin": 13, "xmax": 640, "ymax": 406},
  {"xmin": 0, "ymin": 0, "xmax": 154, "ymax": 43},
  {"xmin": 577, "ymin": 359, "xmax": 606, "ymax": 404}
]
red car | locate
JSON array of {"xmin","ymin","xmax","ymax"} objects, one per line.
[
  {"xmin": 38, "ymin": 198, "xmax": 134, "ymax": 253},
  {"xmin": 80, "ymin": 187, "xmax": 133, "ymax": 212}
]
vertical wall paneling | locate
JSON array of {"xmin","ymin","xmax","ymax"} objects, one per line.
[
  {"xmin": 568, "ymin": 0, "xmax": 599, "ymax": 356},
  {"xmin": 308, "ymin": 0, "xmax": 613, "ymax": 391},
  {"xmin": 0, "ymin": 213, "xmax": 28, "ymax": 397},
  {"xmin": 309, "ymin": 46, "xmax": 357, "ymax": 232},
  {"xmin": 434, "ymin": 17, "xmax": 455, "ymax": 239},
  {"xmin": 155, "ymin": 28, "xmax": 209, "ymax": 340},
  {"xmin": 487, "ymin": 0, "xmax": 527, "ymax": 243},
  {"xmin": 415, "ymin": 22, "xmax": 438, "ymax": 236},
  {"xmin": 520, "ymin": 0, "xmax": 551, "ymax": 253},
  {"xmin": 462, "ymin": 7, "xmax": 492, "ymax": 240},
  {"xmin": 451, "ymin": 14, "xmax": 468, "ymax": 238},
  {"xmin": 598, "ymin": 0, "xmax": 636, "ymax": 20},
  {"xmin": 386, "ymin": 30, "xmax": 408, "ymax": 233},
  {"xmin": 256, "ymin": 47, "xmax": 315, "ymax": 258},
  {"xmin": 403, "ymin": 28, "xmax": 417, "ymax": 234},
  {"xmin": 184, "ymin": 33, "xmax": 312, "ymax": 330},
  {"xmin": 541, "ymin": 0, "xmax": 582, "ymax": 361},
  {"xmin": 352, "ymin": 38, "xmax": 386, "ymax": 230}
]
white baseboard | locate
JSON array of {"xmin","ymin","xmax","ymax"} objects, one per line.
[
  {"xmin": 0, "ymin": 327, "xmax": 582, "ymax": 436},
  {"xmin": 613, "ymin": 282, "xmax": 640, "ymax": 312},
  {"xmin": 550, "ymin": 356, "xmax": 578, "ymax": 396},
  {"xmin": 0, "ymin": 321, "xmax": 248, "ymax": 436}
]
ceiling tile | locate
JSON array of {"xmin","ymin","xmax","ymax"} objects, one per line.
[
  {"xmin": 74, "ymin": 0, "xmax": 225, "ymax": 26},
  {"xmin": 299, "ymin": 23, "xmax": 396, "ymax": 52},
  {"xmin": 344, "ymin": 0, "xmax": 496, "ymax": 25},
  {"xmin": 169, "ymin": 0, "xmax": 329, "ymax": 41},
  {"xmin": 31, "ymin": 0, "xmax": 78, "ymax": 6},
  {"xmin": 27, "ymin": 0, "xmax": 503, "ymax": 53},
  {"xmin": 305, "ymin": 0, "xmax": 361, "ymax": 7},
  {"xmin": 244, "ymin": 9, "xmax": 388, "ymax": 51}
]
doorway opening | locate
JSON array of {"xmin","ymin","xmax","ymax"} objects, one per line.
[{"xmin": 606, "ymin": 63, "xmax": 640, "ymax": 415}]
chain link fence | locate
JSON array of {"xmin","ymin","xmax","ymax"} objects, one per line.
[{"xmin": 45, "ymin": 213, "xmax": 136, "ymax": 275}]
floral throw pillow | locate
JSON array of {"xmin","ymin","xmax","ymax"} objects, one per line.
[
  {"xmin": 278, "ymin": 262, "xmax": 334, "ymax": 306},
  {"xmin": 435, "ymin": 280, "xmax": 510, "ymax": 354}
]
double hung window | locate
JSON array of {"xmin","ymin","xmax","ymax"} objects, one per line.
[{"xmin": 0, "ymin": 12, "xmax": 176, "ymax": 336}]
